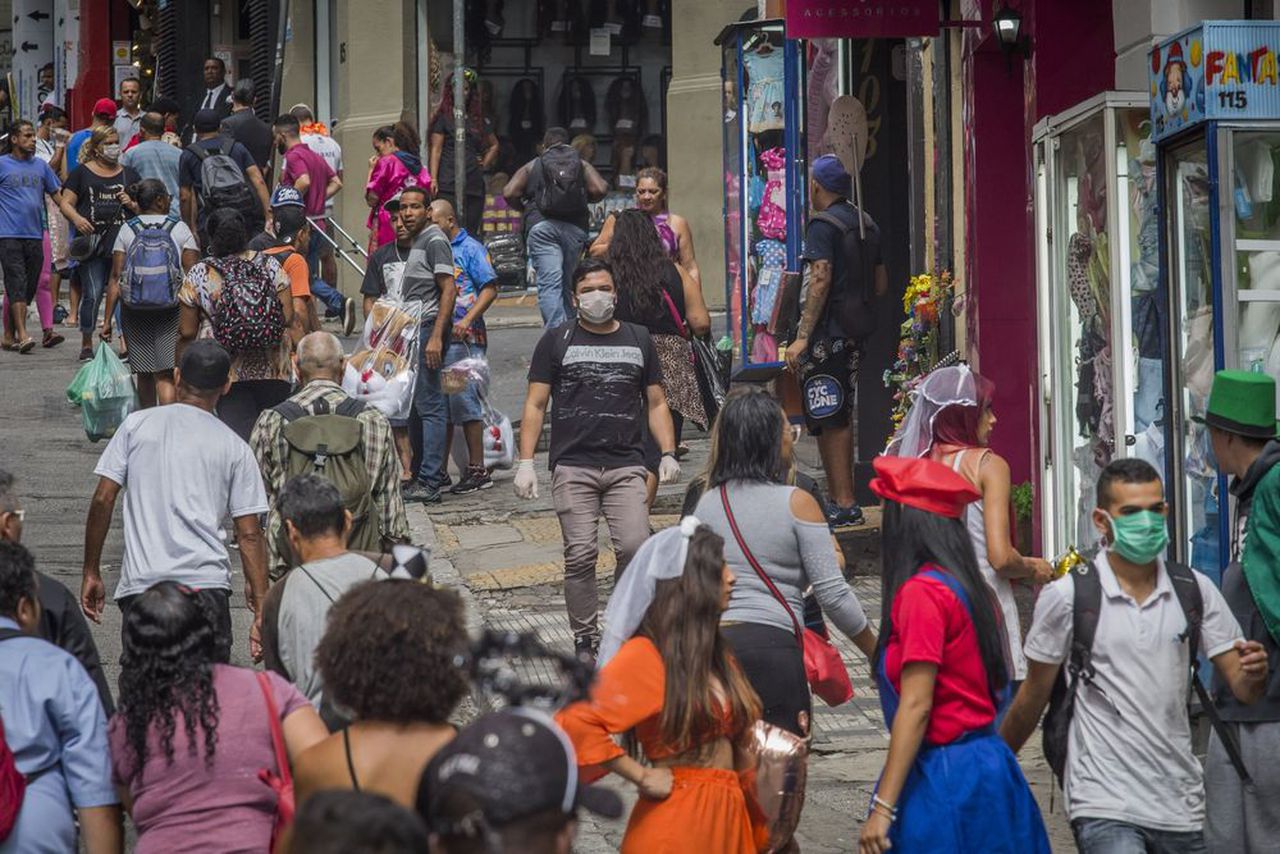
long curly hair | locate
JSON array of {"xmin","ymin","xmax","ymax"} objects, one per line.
[
  {"xmin": 606, "ymin": 207, "xmax": 675, "ymax": 327},
  {"xmin": 608, "ymin": 208, "xmax": 670, "ymax": 326},
  {"xmin": 639, "ymin": 526, "xmax": 760, "ymax": 756},
  {"xmin": 116, "ymin": 582, "xmax": 221, "ymax": 777}
]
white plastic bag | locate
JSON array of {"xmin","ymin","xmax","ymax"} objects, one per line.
[
  {"xmin": 449, "ymin": 406, "xmax": 515, "ymax": 472},
  {"xmin": 342, "ymin": 297, "xmax": 423, "ymax": 420}
]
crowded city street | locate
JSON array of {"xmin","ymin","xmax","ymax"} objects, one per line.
[{"xmin": 3, "ymin": 1, "xmax": 1280, "ymax": 853}]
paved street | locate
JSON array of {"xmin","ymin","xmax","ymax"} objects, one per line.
[{"xmin": 4, "ymin": 307, "xmax": 1073, "ymax": 851}]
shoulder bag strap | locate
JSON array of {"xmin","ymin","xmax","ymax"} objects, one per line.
[
  {"xmin": 255, "ymin": 671, "xmax": 292, "ymax": 785},
  {"xmin": 719, "ymin": 485, "xmax": 802, "ymax": 640},
  {"xmin": 1167, "ymin": 561, "xmax": 1252, "ymax": 783},
  {"xmin": 659, "ymin": 285, "xmax": 689, "ymax": 339}
]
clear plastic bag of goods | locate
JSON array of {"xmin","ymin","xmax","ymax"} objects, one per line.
[
  {"xmin": 342, "ymin": 298, "xmax": 424, "ymax": 420},
  {"xmin": 70, "ymin": 344, "xmax": 137, "ymax": 442},
  {"xmin": 440, "ymin": 353, "xmax": 490, "ymax": 395}
]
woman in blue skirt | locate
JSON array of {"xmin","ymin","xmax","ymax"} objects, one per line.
[{"xmin": 860, "ymin": 455, "xmax": 1049, "ymax": 853}]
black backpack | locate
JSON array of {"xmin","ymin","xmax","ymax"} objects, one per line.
[
  {"xmin": 1042, "ymin": 559, "xmax": 1251, "ymax": 786},
  {"xmin": 535, "ymin": 144, "xmax": 588, "ymax": 218},
  {"xmin": 811, "ymin": 205, "xmax": 880, "ymax": 341}
]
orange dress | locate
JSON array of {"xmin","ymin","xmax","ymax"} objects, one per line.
[{"xmin": 556, "ymin": 637, "xmax": 765, "ymax": 853}]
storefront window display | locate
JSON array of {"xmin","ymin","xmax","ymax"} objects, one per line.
[
  {"xmin": 1144, "ymin": 23, "xmax": 1280, "ymax": 580},
  {"xmin": 1034, "ymin": 95, "xmax": 1160, "ymax": 559},
  {"xmin": 717, "ymin": 20, "xmax": 807, "ymax": 378}
]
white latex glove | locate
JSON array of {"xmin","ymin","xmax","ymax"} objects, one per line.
[
  {"xmin": 514, "ymin": 459, "xmax": 538, "ymax": 499},
  {"xmin": 658, "ymin": 454, "xmax": 681, "ymax": 484}
]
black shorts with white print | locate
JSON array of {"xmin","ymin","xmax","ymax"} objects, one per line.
[{"xmin": 797, "ymin": 337, "xmax": 861, "ymax": 434}]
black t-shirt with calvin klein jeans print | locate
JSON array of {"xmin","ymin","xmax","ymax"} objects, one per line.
[{"xmin": 527, "ymin": 320, "xmax": 662, "ymax": 471}]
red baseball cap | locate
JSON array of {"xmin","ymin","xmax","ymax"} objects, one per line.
[
  {"xmin": 92, "ymin": 97, "xmax": 117, "ymax": 117},
  {"xmin": 870, "ymin": 456, "xmax": 981, "ymax": 518}
]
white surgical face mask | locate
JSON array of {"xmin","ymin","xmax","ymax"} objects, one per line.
[
  {"xmin": 577, "ymin": 290, "xmax": 615, "ymax": 324},
  {"xmin": 100, "ymin": 143, "xmax": 121, "ymax": 162}
]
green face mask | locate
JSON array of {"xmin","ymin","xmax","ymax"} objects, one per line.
[{"xmin": 1106, "ymin": 510, "xmax": 1170, "ymax": 565}]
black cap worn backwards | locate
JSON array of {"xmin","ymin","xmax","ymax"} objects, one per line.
[
  {"xmin": 417, "ymin": 708, "xmax": 622, "ymax": 837},
  {"xmin": 178, "ymin": 339, "xmax": 231, "ymax": 390}
]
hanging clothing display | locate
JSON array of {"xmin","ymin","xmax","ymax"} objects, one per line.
[{"xmin": 743, "ymin": 47, "xmax": 785, "ymax": 134}]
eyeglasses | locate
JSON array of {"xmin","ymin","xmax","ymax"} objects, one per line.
[{"xmin": 2, "ymin": 509, "xmax": 24, "ymax": 522}]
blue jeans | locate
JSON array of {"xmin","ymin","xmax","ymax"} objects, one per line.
[
  {"xmin": 76, "ymin": 256, "xmax": 113, "ymax": 334},
  {"xmin": 311, "ymin": 276, "xmax": 346, "ymax": 316},
  {"xmin": 527, "ymin": 218, "xmax": 586, "ymax": 328},
  {"xmin": 444, "ymin": 341, "xmax": 486, "ymax": 425},
  {"xmin": 1072, "ymin": 818, "xmax": 1207, "ymax": 854},
  {"xmin": 413, "ymin": 319, "xmax": 449, "ymax": 488}
]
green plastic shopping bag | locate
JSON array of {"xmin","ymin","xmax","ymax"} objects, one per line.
[{"xmin": 72, "ymin": 344, "xmax": 136, "ymax": 442}]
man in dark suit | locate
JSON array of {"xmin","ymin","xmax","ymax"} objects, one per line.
[
  {"xmin": 220, "ymin": 78, "xmax": 272, "ymax": 170},
  {"xmin": 193, "ymin": 57, "xmax": 233, "ymax": 123}
]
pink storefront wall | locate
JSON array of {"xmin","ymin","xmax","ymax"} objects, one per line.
[{"xmin": 958, "ymin": 0, "xmax": 1114, "ymax": 535}]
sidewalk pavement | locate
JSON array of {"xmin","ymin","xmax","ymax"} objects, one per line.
[{"xmin": 412, "ymin": 453, "xmax": 1076, "ymax": 852}]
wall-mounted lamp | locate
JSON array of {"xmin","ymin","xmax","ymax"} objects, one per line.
[{"xmin": 993, "ymin": 5, "xmax": 1032, "ymax": 72}]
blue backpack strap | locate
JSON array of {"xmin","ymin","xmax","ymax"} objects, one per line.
[
  {"xmin": 915, "ymin": 566, "xmax": 1009, "ymax": 711},
  {"xmin": 918, "ymin": 566, "xmax": 972, "ymax": 613}
]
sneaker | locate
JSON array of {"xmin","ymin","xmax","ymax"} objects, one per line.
[
  {"xmin": 574, "ymin": 638, "xmax": 598, "ymax": 667},
  {"xmin": 342, "ymin": 298, "xmax": 357, "ymax": 337},
  {"xmin": 438, "ymin": 472, "xmax": 453, "ymax": 489},
  {"xmin": 78, "ymin": 347, "xmax": 93, "ymax": 362},
  {"xmin": 824, "ymin": 501, "xmax": 866, "ymax": 533},
  {"xmin": 119, "ymin": 350, "xmax": 129, "ymax": 364},
  {"xmin": 402, "ymin": 480, "xmax": 442, "ymax": 504},
  {"xmin": 450, "ymin": 466, "xmax": 494, "ymax": 495}
]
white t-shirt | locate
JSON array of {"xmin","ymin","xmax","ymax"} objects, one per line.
[
  {"xmin": 112, "ymin": 214, "xmax": 199, "ymax": 256},
  {"xmin": 1023, "ymin": 552, "xmax": 1243, "ymax": 832},
  {"xmin": 94, "ymin": 403, "xmax": 269, "ymax": 598},
  {"xmin": 301, "ymin": 133, "xmax": 342, "ymax": 213}
]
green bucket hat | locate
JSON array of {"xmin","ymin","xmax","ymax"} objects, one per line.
[{"xmin": 1192, "ymin": 369, "xmax": 1280, "ymax": 438}]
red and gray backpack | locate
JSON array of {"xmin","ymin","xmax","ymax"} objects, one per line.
[{"xmin": 209, "ymin": 254, "xmax": 286, "ymax": 353}]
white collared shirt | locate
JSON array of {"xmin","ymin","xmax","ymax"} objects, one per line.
[
  {"xmin": 1024, "ymin": 552, "xmax": 1242, "ymax": 831},
  {"xmin": 202, "ymin": 87, "xmax": 224, "ymax": 110}
]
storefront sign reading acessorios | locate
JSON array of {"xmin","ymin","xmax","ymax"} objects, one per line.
[
  {"xmin": 1150, "ymin": 21, "xmax": 1280, "ymax": 142},
  {"xmin": 785, "ymin": 0, "xmax": 939, "ymax": 40}
]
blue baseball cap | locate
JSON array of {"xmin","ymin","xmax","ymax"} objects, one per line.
[
  {"xmin": 270, "ymin": 185, "xmax": 305, "ymax": 209},
  {"xmin": 812, "ymin": 154, "xmax": 852, "ymax": 197}
]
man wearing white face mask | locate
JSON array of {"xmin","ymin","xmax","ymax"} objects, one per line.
[{"xmin": 516, "ymin": 258, "xmax": 679, "ymax": 660}]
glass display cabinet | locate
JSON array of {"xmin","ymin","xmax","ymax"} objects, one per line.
[
  {"xmin": 716, "ymin": 19, "xmax": 808, "ymax": 381},
  {"xmin": 1033, "ymin": 93, "xmax": 1156, "ymax": 560},
  {"xmin": 1149, "ymin": 21, "xmax": 1280, "ymax": 581}
]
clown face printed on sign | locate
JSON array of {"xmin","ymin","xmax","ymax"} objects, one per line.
[{"xmin": 1164, "ymin": 43, "xmax": 1187, "ymax": 115}]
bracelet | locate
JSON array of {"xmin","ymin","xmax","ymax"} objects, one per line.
[
  {"xmin": 871, "ymin": 795, "xmax": 898, "ymax": 820},
  {"xmin": 661, "ymin": 450, "xmax": 677, "ymax": 459}
]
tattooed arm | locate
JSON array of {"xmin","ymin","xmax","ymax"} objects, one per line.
[{"xmin": 784, "ymin": 259, "xmax": 831, "ymax": 372}]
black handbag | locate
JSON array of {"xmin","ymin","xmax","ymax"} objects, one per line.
[{"xmin": 692, "ymin": 335, "xmax": 730, "ymax": 424}]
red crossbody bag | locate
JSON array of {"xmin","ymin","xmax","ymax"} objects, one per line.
[
  {"xmin": 256, "ymin": 672, "xmax": 295, "ymax": 851},
  {"xmin": 720, "ymin": 486, "xmax": 854, "ymax": 706}
]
